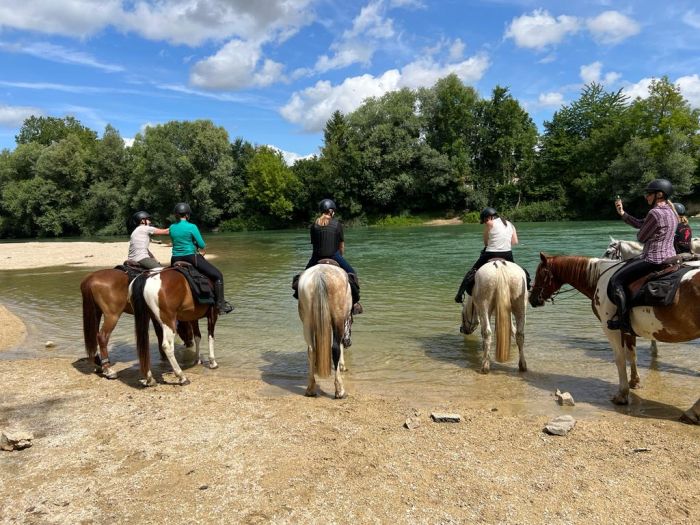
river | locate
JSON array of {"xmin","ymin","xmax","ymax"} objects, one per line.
[{"xmin": 1, "ymin": 221, "xmax": 697, "ymax": 418}]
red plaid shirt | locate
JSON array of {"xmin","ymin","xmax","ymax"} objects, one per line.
[{"xmin": 622, "ymin": 204, "xmax": 678, "ymax": 263}]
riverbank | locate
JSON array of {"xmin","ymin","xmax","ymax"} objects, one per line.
[
  {"xmin": 0, "ymin": 354, "xmax": 698, "ymax": 523},
  {"xmin": 0, "ymin": 304, "xmax": 26, "ymax": 351}
]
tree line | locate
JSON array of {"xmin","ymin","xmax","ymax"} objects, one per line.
[{"xmin": 1, "ymin": 75, "xmax": 698, "ymax": 238}]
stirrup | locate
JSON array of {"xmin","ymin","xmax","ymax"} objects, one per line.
[
  {"xmin": 218, "ymin": 301, "xmax": 234, "ymax": 314},
  {"xmin": 352, "ymin": 302, "xmax": 363, "ymax": 315}
]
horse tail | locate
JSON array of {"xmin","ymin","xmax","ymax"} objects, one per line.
[
  {"xmin": 130, "ymin": 275, "xmax": 151, "ymax": 378},
  {"xmin": 495, "ymin": 263, "xmax": 512, "ymax": 363},
  {"xmin": 80, "ymin": 276, "xmax": 99, "ymax": 361},
  {"xmin": 312, "ymin": 271, "xmax": 332, "ymax": 378}
]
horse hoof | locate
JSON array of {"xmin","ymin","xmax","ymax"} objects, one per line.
[
  {"xmin": 139, "ymin": 378, "xmax": 157, "ymax": 388},
  {"xmin": 518, "ymin": 362, "xmax": 527, "ymax": 372},
  {"xmin": 335, "ymin": 391, "xmax": 347, "ymax": 399},
  {"xmin": 305, "ymin": 390, "xmax": 318, "ymax": 397},
  {"xmin": 103, "ymin": 368, "xmax": 118, "ymax": 380},
  {"xmin": 208, "ymin": 360, "xmax": 219, "ymax": 369},
  {"xmin": 611, "ymin": 394, "xmax": 629, "ymax": 405},
  {"xmin": 179, "ymin": 377, "xmax": 191, "ymax": 386}
]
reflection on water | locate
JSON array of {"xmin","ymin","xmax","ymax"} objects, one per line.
[{"xmin": 1, "ymin": 221, "xmax": 698, "ymax": 418}]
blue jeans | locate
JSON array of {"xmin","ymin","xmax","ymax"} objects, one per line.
[{"xmin": 306, "ymin": 252, "xmax": 356, "ymax": 276}]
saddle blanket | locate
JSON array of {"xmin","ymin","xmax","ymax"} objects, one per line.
[
  {"xmin": 114, "ymin": 261, "xmax": 149, "ymax": 283},
  {"xmin": 173, "ymin": 263, "xmax": 215, "ymax": 305},
  {"xmin": 629, "ymin": 265, "xmax": 697, "ymax": 308}
]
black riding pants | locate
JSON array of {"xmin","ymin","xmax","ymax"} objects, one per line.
[
  {"xmin": 609, "ymin": 258, "xmax": 664, "ymax": 295},
  {"xmin": 171, "ymin": 254, "xmax": 224, "ymax": 283}
]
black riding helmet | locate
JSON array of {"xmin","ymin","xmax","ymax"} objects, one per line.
[
  {"xmin": 645, "ymin": 179, "xmax": 673, "ymax": 198},
  {"xmin": 132, "ymin": 210, "xmax": 151, "ymax": 224},
  {"xmin": 674, "ymin": 202, "xmax": 687, "ymax": 216},
  {"xmin": 173, "ymin": 202, "xmax": 192, "ymax": 217},
  {"xmin": 479, "ymin": 207, "xmax": 498, "ymax": 224},
  {"xmin": 319, "ymin": 198, "xmax": 336, "ymax": 213}
]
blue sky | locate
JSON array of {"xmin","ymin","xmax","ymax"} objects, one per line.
[{"xmin": 1, "ymin": 0, "xmax": 699, "ymax": 163}]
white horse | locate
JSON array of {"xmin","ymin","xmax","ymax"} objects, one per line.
[
  {"xmin": 603, "ymin": 236, "xmax": 700, "ymax": 260},
  {"xmin": 298, "ymin": 263, "xmax": 353, "ymax": 398},
  {"xmin": 460, "ymin": 259, "xmax": 528, "ymax": 374}
]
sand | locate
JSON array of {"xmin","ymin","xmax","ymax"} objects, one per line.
[{"xmin": 0, "ymin": 242, "xmax": 699, "ymax": 524}]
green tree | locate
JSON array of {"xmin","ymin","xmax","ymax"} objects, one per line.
[
  {"xmin": 16, "ymin": 115, "xmax": 97, "ymax": 148},
  {"xmin": 246, "ymin": 146, "xmax": 299, "ymax": 221}
]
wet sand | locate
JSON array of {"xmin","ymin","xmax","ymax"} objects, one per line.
[{"xmin": 1, "ymin": 243, "xmax": 699, "ymax": 523}]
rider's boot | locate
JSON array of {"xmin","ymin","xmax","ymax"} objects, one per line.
[
  {"xmin": 348, "ymin": 273, "xmax": 362, "ymax": 314},
  {"xmin": 292, "ymin": 273, "xmax": 300, "ymax": 299},
  {"xmin": 607, "ymin": 286, "xmax": 634, "ymax": 335},
  {"xmin": 455, "ymin": 269, "xmax": 476, "ymax": 303},
  {"xmin": 214, "ymin": 280, "xmax": 234, "ymax": 314}
]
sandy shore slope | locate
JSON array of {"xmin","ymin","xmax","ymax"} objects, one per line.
[
  {"xmin": 0, "ymin": 354, "xmax": 698, "ymax": 524},
  {"xmin": 0, "ymin": 305, "xmax": 26, "ymax": 351}
]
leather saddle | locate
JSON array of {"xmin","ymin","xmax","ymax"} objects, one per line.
[
  {"xmin": 115, "ymin": 260, "xmax": 150, "ymax": 282},
  {"xmin": 172, "ymin": 262, "xmax": 215, "ymax": 305}
]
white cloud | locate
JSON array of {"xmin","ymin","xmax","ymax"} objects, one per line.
[
  {"xmin": 682, "ymin": 10, "xmax": 700, "ymax": 29},
  {"xmin": 676, "ymin": 74, "xmax": 700, "ymax": 108},
  {"xmin": 537, "ymin": 92, "xmax": 564, "ymax": 108},
  {"xmin": 622, "ymin": 78, "xmax": 652, "ymax": 101},
  {"xmin": 0, "ymin": 41, "xmax": 123, "ymax": 72},
  {"xmin": 0, "ymin": 0, "xmax": 315, "ymax": 46},
  {"xmin": 586, "ymin": 10, "xmax": 640, "ymax": 44},
  {"xmin": 266, "ymin": 145, "xmax": 315, "ymax": 165},
  {"xmin": 280, "ymin": 53, "xmax": 489, "ymax": 131},
  {"xmin": 579, "ymin": 61, "xmax": 620, "ymax": 85},
  {"xmin": 190, "ymin": 39, "xmax": 285, "ymax": 89},
  {"xmin": 505, "ymin": 9, "xmax": 579, "ymax": 50},
  {"xmin": 312, "ymin": 0, "xmax": 395, "ymax": 74},
  {"xmin": 0, "ymin": 0, "xmax": 121, "ymax": 38},
  {"xmin": 0, "ymin": 104, "xmax": 42, "ymax": 127},
  {"xmin": 448, "ymin": 38, "xmax": 465, "ymax": 61}
]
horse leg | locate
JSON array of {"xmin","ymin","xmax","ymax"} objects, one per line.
[
  {"xmin": 680, "ymin": 398, "xmax": 700, "ymax": 425},
  {"xmin": 334, "ymin": 342, "xmax": 346, "ymax": 399},
  {"xmin": 161, "ymin": 322, "xmax": 189, "ymax": 385},
  {"xmin": 478, "ymin": 305, "xmax": 493, "ymax": 374},
  {"xmin": 626, "ymin": 337, "xmax": 641, "ymax": 389},
  {"xmin": 152, "ymin": 318, "xmax": 166, "ymax": 360},
  {"xmin": 513, "ymin": 302, "xmax": 527, "ymax": 372},
  {"xmin": 649, "ymin": 339, "xmax": 658, "ymax": 356},
  {"xmin": 608, "ymin": 331, "xmax": 631, "ymax": 405},
  {"xmin": 206, "ymin": 313, "xmax": 217, "ymax": 369},
  {"xmin": 96, "ymin": 313, "xmax": 119, "ymax": 380},
  {"xmin": 305, "ymin": 345, "xmax": 317, "ymax": 397}
]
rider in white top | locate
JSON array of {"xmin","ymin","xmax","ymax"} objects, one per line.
[{"xmin": 455, "ymin": 207, "xmax": 528, "ymax": 302}]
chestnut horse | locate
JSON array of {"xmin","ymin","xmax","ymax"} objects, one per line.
[
  {"xmin": 298, "ymin": 263, "xmax": 352, "ymax": 398},
  {"xmin": 81, "ymin": 268, "xmax": 199, "ymax": 379},
  {"xmin": 529, "ymin": 253, "xmax": 700, "ymax": 424},
  {"xmin": 460, "ymin": 259, "xmax": 528, "ymax": 373},
  {"xmin": 130, "ymin": 268, "xmax": 219, "ymax": 386}
]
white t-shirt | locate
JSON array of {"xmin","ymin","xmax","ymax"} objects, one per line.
[
  {"xmin": 128, "ymin": 225, "xmax": 156, "ymax": 261},
  {"xmin": 486, "ymin": 219, "xmax": 514, "ymax": 252}
]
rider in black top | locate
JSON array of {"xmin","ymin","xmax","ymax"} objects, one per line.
[{"xmin": 673, "ymin": 202, "xmax": 693, "ymax": 254}]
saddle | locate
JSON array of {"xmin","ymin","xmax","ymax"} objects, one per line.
[
  {"xmin": 114, "ymin": 260, "xmax": 150, "ymax": 283},
  {"xmin": 172, "ymin": 262, "xmax": 215, "ymax": 305},
  {"xmin": 608, "ymin": 255, "xmax": 700, "ymax": 308}
]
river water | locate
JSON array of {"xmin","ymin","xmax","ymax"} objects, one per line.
[{"xmin": 1, "ymin": 221, "xmax": 697, "ymax": 418}]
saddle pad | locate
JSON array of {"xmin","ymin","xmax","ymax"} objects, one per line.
[
  {"xmin": 630, "ymin": 266, "xmax": 696, "ymax": 308},
  {"xmin": 114, "ymin": 263, "xmax": 148, "ymax": 283},
  {"xmin": 173, "ymin": 264, "xmax": 215, "ymax": 305}
]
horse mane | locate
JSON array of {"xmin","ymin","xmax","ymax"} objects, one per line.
[{"xmin": 551, "ymin": 255, "xmax": 608, "ymax": 297}]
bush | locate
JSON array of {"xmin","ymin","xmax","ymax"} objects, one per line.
[
  {"xmin": 507, "ymin": 200, "xmax": 568, "ymax": 222},
  {"xmin": 461, "ymin": 211, "xmax": 480, "ymax": 223},
  {"xmin": 372, "ymin": 214, "xmax": 425, "ymax": 227}
]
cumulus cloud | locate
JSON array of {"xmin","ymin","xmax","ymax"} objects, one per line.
[
  {"xmin": 266, "ymin": 145, "xmax": 316, "ymax": 165},
  {"xmin": 505, "ymin": 9, "xmax": 579, "ymax": 50},
  {"xmin": 448, "ymin": 38, "xmax": 465, "ymax": 61},
  {"xmin": 537, "ymin": 92, "xmax": 564, "ymax": 108},
  {"xmin": 0, "ymin": 41, "xmax": 123, "ymax": 72},
  {"xmin": 0, "ymin": 0, "xmax": 315, "ymax": 46},
  {"xmin": 312, "ymin": 0, "xmax": 395, "ymax": 74},
  {"xmin": 676, "ymin": 74, "xmax": 700, "ymax": 108},
  {"xmin": 622, "ymin": 77, "xmax": 652, "ymax": 101},
  {"xmin": 586, "ymin": 11, "xmax": 640, "ymax": 44},
  {"xmin": 0, "ymin": 104, "xmax": 43, "ymax": 127},
  {"xmin": 190, "ymin": 39, "xmax": 284, "ymax": 89},
  {"xmin": 280, "ymin": 53, "xmax": 489, "ymax": 131},
  {"xmin": 579, "ymin": 61, "xmax": 620, "ymax": 86}
]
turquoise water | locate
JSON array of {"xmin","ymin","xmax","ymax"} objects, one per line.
[{"xmin": 1, "ymin": 221, "xmax": 697, "ymax": 417}]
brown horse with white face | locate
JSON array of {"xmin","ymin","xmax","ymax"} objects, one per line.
[
  {"xmin": 298, "ymin": 263, "xmax": 352, "ymax": 398},
  {"xmin": 130, "ymin": 268, "xmax": 219, "ymax": 386},
  {"xmin": 530, "ymin": 253, "xmax": 700, "ymax": 424},
  {"xmin": 81, "ymin": 268, "xmax": 199, "ymax": 379}
]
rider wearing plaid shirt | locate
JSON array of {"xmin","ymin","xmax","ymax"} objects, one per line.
[{"xmin": 608, "ymin": 179, "xmax": 678, "ymax": 334}]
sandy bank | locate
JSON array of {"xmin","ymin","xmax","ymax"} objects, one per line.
[
  {"xmin": 0, "ymin": 241, "xmax": 216, "ymax": 271},
  {"xmin": 424, "ymin": 217, "xmax": 463, "ymax": 226},
  {"xmin": 0, "ymin": 354, "xmax": 698, "ymax": 523},
  {"xmin": 0, "ymin": 304, "xmax": 26, "ymax": 351}
]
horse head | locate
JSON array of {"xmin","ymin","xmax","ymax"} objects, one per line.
[
  {"xmin": 460, "ymin": 294, "xmax": 479, "ymax": 335},
  {"xmin": 602, "ymin": 237, "xmax": 622, "ymax": 260},
  {"xmin": 529, "ymin": 252, "xmax": 564, "ymax": 307}
]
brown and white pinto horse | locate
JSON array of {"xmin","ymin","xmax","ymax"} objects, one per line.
[
  {"xmin": 298, "ymin": 263, "xmax": 352, "ymax": 398},
  {"xmin": 81, "ymin": 268, "xmax": 199, "ymax": 379},
  {"xmin": 130, "ymin": 268, "xmax": 219, "ymax": 386},
  {"xmin": 529, "ymin": 253, "xmax": 700, "ymax": 424}
]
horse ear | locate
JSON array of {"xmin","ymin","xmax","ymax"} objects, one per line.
[
  {"xmin": 539, "ymin": 252, "xmax": 548, "ymax": 263},
  {"xmin": 609, "ymin": 235, "xmax": 615, "ymax": 242}
]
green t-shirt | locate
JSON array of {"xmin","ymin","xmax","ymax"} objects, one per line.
[{"xmin": 170, "ymin": 219, "xmax": 206, "ymax": 256}]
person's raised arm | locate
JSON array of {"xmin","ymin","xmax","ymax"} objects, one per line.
[{"xmin": 153, "ymin": 227, "xmax": 169, "ymax": 235}]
